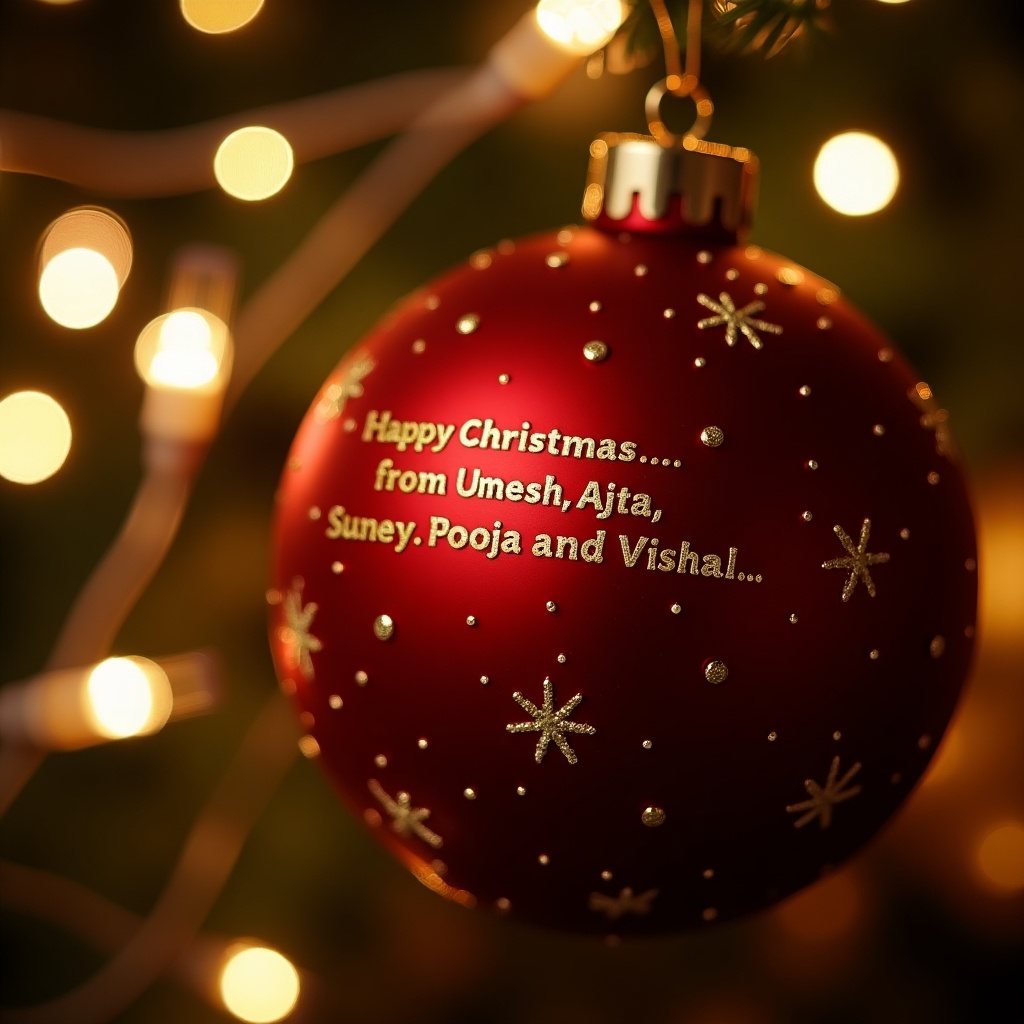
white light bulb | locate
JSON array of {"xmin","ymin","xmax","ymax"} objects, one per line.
[
  {"xmin": 535, "ymin": 0, "xmax": 625, "ymax": 55},
  {"xmin": 220, "ymin": 946, "xmax": 300, "ymax": 1023},
  {"xmin": 813, "ymin": 131, "xmax": 900, "ymax": 216}
]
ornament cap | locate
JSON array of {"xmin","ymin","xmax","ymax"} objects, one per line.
[{"xmin": 582, "ymin": 133, "xmax": 758, "ymax": 241}]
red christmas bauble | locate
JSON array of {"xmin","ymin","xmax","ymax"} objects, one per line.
[{"xmin": 269, "ymin": 137, "xmax": 976, "ymax": 935}]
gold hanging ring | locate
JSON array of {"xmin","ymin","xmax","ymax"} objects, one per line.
[{"xmin": 645, "ymin": 75, "xmax": 714, "ymax": 146}]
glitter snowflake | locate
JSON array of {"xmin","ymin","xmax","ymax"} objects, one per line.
[
  {"xmin": 786, "ymin": 755, "xmax": 863, "ymax": 829},
  {"xmin": 506, "ymin": 677, "xmax": 596, "ymax": 765},
  {"xmin": 279, "ymin": 578, "xmax": 322, "ymax": 679},
  {"xmin": 696, "ymin": 291, "xmax": 782, "ymax": 349},
  {"xmin": 822, "ymin": 518, "xmax": 890, "ymax": 601},
  {"xmin": 368, "ymin": 779, "xmax": 443, "ymax": 848},
  {"xmin": 315, "ymin": 353, "xmax": 375, "ymax": 422},
  {"xmin": 588, "ymin": 887, "xmax": 658, "ymax": 920}
]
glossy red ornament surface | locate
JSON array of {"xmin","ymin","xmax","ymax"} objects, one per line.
[{"xmin": 270, "ymin": 225, "xmax": 976, "ymax": 935}]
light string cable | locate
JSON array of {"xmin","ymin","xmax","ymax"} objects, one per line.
[
  {"xmin": 645, "ymin": 0, "xmax": 714, "ymax": 143},
  {"xmin": 0, "ymin": 6, "xmax": 617, "ymax": 1019}
]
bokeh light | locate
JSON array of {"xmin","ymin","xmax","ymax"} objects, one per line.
[
  {"xmin": 0, "ymin": 390, "xmax": 72, "ymax": 484},
  {"xmin": 214, "ymin": 127, "xmax": 294, "ymax": 201},
  {"xmin": 180, "ymin": 0, "xmax": 265, "ymax": 33},
  {"xmin": 85, "ymin": 657, "xmax": 173, "ymax": 739},
  {"xmin": 219, "ymin": 945, "xmax": 300, "ymax": 1023},
  {"xmin": 134, "ymin": 309, "xmax": 231, "ymax": 391},
  {"xmin": 535, "ymin": 0, "xmax": 626, "ymax": 55},
  {"xmin": 813, "ymin": 131, "xmax": 900, "ymax": 216},
  {"xmin": 976, "ymin": 823, "xmax": 1024, "ymax": 893}
]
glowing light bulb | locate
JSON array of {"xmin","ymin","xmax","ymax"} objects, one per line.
[
  {"xmin": 37, "ymin": 207, "xmax": 132, "ymax": 329},
  {"xmin": 180, "ymin": 0, "xmax": 264, "ymax": 33},
  {"xmin": 85, "ymin": 657, "xmax": 173, "ymax": 739},
  {"xmin": 976, "ymin": 823, "xmax": 1024, "ymax": 893},
  {"xmin": 535, "ymin": 0, "xmax": 626, "ymax": 55},
  {"xmin": 135, "ymin": 309, "xmax": 230, "ymax": 392},
  {"xmin": 813, "ymin": 131, "xmax": 899, "ymax": 216},
  {"xmin": 220, "ymin": 945, "xmax": 300, "ymax": 1023},
  {"xmin": 214, "ymin": 127, "xmax": 294, "ymax": 201},
  {"xmin": 0, "ymin": 391, "xmax": 72, "ymax": 484}
]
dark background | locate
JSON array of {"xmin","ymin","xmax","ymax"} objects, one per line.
[{"xmin": 1, "ymin": 1, "xmax": 1022, "ymax": 1021}]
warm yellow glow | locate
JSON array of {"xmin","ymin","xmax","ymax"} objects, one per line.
[
  {"xmin": 180, "ymin": 0, "xmax": 264, "ymax": 33},
  {"xmin": 976, "ymin": 823, "xmax": 1024, "ymax": 893},
  {"xmin": 220, "ymin": 945, "xmax": 300, "ymax": 1023},
  {"xmin": 135, "ymin": 309, "xmax": 230, "ymax": 391},
  {"xmin": 874, "ymin": 0, "xmax": 911, "ymax": 4},
  {"xmin": 214, "ymin": 127, "xmax": 294, "ymax": 201},
  {"xmin": 535, "ymin": 0, "xmax": 626, "ymax": 55},
  {"xmin": 38, "ymin": 248, "xmax": 120, "ymax": 329},
  {"xmin": 0, "ymin": 391, "xmax": 72, "ymax": 484},
  {"xmin": 814, "ymin": 131, "xmax": 900, "ymax": 215},
  {"xmin": 85, "ymin": 657, "xmax": 173, "ymax": 739}
]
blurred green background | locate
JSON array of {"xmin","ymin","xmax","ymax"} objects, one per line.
[{"xmin": 1, "ymin": 1, "xmax": 1022, "ymax": 1021}]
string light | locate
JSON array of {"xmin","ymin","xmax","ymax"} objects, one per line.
[
  {"xmin": 0, "ymin": 390, "xmax": 72, "ymax": 484},
  {"xmin": 180, "ymin": 0, "xmax": 265, "ymax": 34},
  {"xmin": 37, "ymin": 207, "xmax": 132, "ymax": 329},
  {"xmin": 813, "ymin": 131, "xmax": 899, "ymax": 215},
  {"xmin": 976, "ymin": 823, "xmax": 1024, "ymax": 893},
  {"xmin": 219, "ymin": 944, "xmax": 301, "ymax": 1023},
  {"xmin": 535, "ymin": 0, "xmax": 626, "ymax": 55},
  {"xmin": 214, "ymin": 126, "xmax": 294, "ymax": 201}
]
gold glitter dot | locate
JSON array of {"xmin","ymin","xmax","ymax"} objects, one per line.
[
  {"xmin": 777, "ymin": 267, "xmax": 803, "ymax": 287},
  {"xmin": 417, "ymin": 738, "xmax": 428, "ymax": 749},
  {"xmin": 470, "ymin": 250, "xmax": 492, "ymax": 269},
  {"xmin": 498, "ymin": 373, "xmax": 510, "ymax": 385},
  {"xmin": 589, "ymin": 300, "xmax": 602, "ymax": 312},
  {"xmin": 538, "ymin": 854, "xmax": 550, "ymax": 865},
  {"xmin": 329, "ymin": 694, "xmax": 342, "ymax": 709},
  {"xmin": 816, "ymin": 287, "xmax": 839, "ymax": 305},
  {"xmin": 640, "ymin": 456, "xmax": 647, "ymax": 463},
  {"xmin": 331, "ymin": 561, "xmax": 344, "ymax": 574},
  {"xmin": 702, "ymin": 907, "xmax": 718, "ymax": 922},
  {"xmin": 870, "ymin": 649, "xmax": 880, "ymax": 660},
  {"xmin": 768, "ymin": 731, "xmax": 778, "ymax": 742},
  {"xmin": 833, "ymin": 730, "xmax": 842, "ymax": 741},
  {"xmin": 601, "ymin": 870, "xmax": 613, "ymax": 881},
  {"xmin": 558, "ymin": 226, "xmax": 577, "ymax": 244},
  {"xmin": 642, "ymin": 806, "xmax": 666, "ymax": 827},
  {"xmin": 374, "ymin": 754, "xmax": 387, "ymax": 768},
  {"xmin": 801, "ymin": 511, "xmax": 813, "ymax": 522},
  {"xmin": 704, "ymin": 660, "xmax": 728, "ymax": 684},
  {"xmin": 557, "ymin": 653, "xmax": 567, "ymax": 664},
  {"xmin": 463, "ymin": 787, "xmax": 476, "ymax": 800},
  {"xmin": 726, "ymin": 268, "xmax": 739, "ymax": 281},
  {"xmin": 651, "ymin": 457, "xmax": 660, "ymax": 466},
  {"xmin": 697, "ymin": 250, "xmax": 713, "ymax": 264},
  {"xmin": 373, "ymin": 614, "xmax": 394, "ymax": 641},
  {"xmin": 546, "ymin": 251, "xmax": 570, "ymax": 268},
  {"xmin": 479, "ymin": 676, "xmax": 491, "ymax": 687},
  {"xmin": 799, "ymin": 385, "xmax": 812, "ymax": 397},
  {"xmin": 546, "ymin": 601, "xmax": 557, "ymax": 613},
  {"xmin": 673, "ymin": 460, "xmax": 682, "ymax": 468},
  {"xmin": 343, "ymin": 418, "xmax": 357, "ymax": 433},
  {"xmin": 930, "ymin": 635, "xmax": 946, "ymax": 658},
  {"xmin": 918, "ymin": 735, "xmax": 932, "ymax": 750},
  {"xmin": 516, "ymin": 786, "xmax": 526, "ymax": 796},
  {"xmin": 364, "ymin": 809, "xmax": 382, "ymax": 828},
  {"xmin": 745, "ymin": 246, "xmax": 762, "ymax": 261},
  {"xmin": 671, "ymin": 603, "xmax": 682, "ymax": 615},
  {"xmin": 266, "ymin": 588, "xmax": 282, "ymax": 606},
  {"xmin": 456, "ymin": 313, "xmax": 480, "ymax": 335},
  {"xmin": 634, "ymin": 264, "xmax": 648, "ymax": 277},
  {"xmin": 756, "ymin": 574, "xmax": 763, "ymax": 582},
  {"xmin": 583, "ymin": 340, "xmax": 609, "ymax": 362},
  {"xmin": 806, "ymin": 460, "xmax": 819, "ymax": 470},
  {"xmin": 753, "ymin": 282, "xmax": 768, "ymax": 295},
  {"xmin": 738, "ymin": 573, "xmax": 745, "ymax": 581},
  {"xmin": 279, "ymin": 677, "xmax": 296, "ymax": 697},
  {"xmin": 466, "ymin": 615, "xmax": 477, "ymax": 627},
  {"xmin": 308, "ymin": 506, "xmax": 321, "ymax": 521},
  {"xmin": 663, "ymin": 308, "xmax": 676, "ymax": 319},
  {"xmin": 702, "ymin": 868, "xmax": 714, "ymax": 879},
  {"xmin": 495, "ymin": 897, "xmax": 511, "ymax": 912},
  {"xmin": 355, "ymin": 670, "xmax": 368, "ymax": 686},
  {"xmin": 965, "ymin": 558, "xmax": 977, "ymax": 571},
  {"xmin": 817, "ymin": 316, "xmax": 832, "ymax": 330},
  {"xmin": 878, "ymin": 347, "xmax": 894, "ymax": 362},
  {"xmin": 873, "ymin": 424, "xmax": 886, "ymax": 436},
  {"xmin": 694, "ymin": 357, "xmax": 707, "ymax": 368},
  {"xmin": 789, "ymin": 613, "xmax": 798, "ymax": 624},
  {"xmin": 642, "ymin": 740, "xmax": 653, "ymax": 750},
  {"xmin": 298, "ymin": 735, "xmax": 320, "ymax": 759},
  {"xmin": 900, "ymin": 528, "xmax": 911, "ymax": 540},
  {"xmin": 700, "ymin": 426, "xmax": 724, "ymax": 448},
  {"xmin": 425, "ymin": 295, "xmax": 440, "ymax": 310},
  {"xmin": 928, "ymin": 471, "xmax": 941, "ymax": 485}
]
